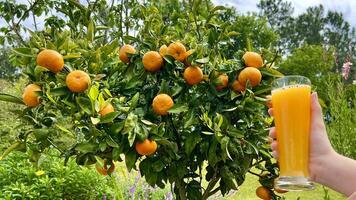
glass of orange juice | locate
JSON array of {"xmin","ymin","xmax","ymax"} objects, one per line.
[{"xmin": 272, "ymin": 75, "xmax": 315, "ymax": 191}]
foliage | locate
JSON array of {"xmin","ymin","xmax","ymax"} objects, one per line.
[
  {"xmin": 0, "ymin": 151, "xmax": 112, "ymax": 199},
  {"xmin": 325, "ymin": 77, "xmax": 356, "ymax": 159},
  {"xmin": 258, "ymin": 0, "xmax": 355, "ymax": 68},
  {"xmin": 279, "ymin": 45, "xmax": 335, "ymax": 100},
  {"xmin": 0, "ymin": 0, "xmax": 285, "ymax": 199}
]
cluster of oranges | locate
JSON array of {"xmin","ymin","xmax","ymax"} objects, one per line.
[
  {"xmin": 22, "ymin": 49, "xmax": 114, "ymax": 117},
  {"xmin": 118, "ymin": 43, "xmax": 266, "ymax": 159}
]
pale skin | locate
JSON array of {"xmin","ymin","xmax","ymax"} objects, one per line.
[{"xmin": 269, "ymin": 92, "xmax": 356, "ymax": 199}]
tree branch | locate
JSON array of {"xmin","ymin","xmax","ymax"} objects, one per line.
[{"xmin": 16, "ymin": 0, "xmax": 39, "ymax": 26}]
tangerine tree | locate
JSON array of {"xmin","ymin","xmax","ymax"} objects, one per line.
[{"xmin": 0, "ymin": 0, "xmax": 284, "ymax": 199}]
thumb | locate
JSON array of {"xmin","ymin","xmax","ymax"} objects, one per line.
[{"xmin": 311, "ymin": 92, "xmax": 325, "ymax": 129}]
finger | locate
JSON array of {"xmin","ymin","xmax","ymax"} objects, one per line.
[
  {"xmin": 311, "ymin": 92, "xmax": 326, "ymax": 130},
  {"xmin": 268, "ymin": 108, "xmax": 273, "ymax": 116},
  {"xmin": 269, "ymin": 127, "xmax": 276, "ymax": 138},
  {"xmin": 271, "ymin": 141, "xmax": 278, "ymax": 151},
  {"xmin": 272, "ymin": 150, "xmax": 279, "ymax": 159},
  {"xmin": 311, "ymin": 92, "xmax": 323, "ymax": 120}
]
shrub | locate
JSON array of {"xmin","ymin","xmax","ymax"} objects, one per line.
[
  {"xmin": 0, "ymin": 151, "xmax": 112, "ymax": 199},
  {"xmin": 325, "ymin": 77, "xmax": 356, "ymax": 159}
]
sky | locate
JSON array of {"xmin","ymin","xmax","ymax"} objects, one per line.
[
  {"xmin": 213, "ymin": 0, "xmax": 356, "ymax": 27},
  {"xmin": 1, "ymin": 0, "xmax": 355, "ymax": 33}
]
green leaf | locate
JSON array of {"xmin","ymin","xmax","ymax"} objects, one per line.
[
  {"xmin": 100, "ymin": 112, "xmax": 120, "ymax": 123},
  {"xmin": 106, "ymin": 136, "xmax": 119, "ymax": 147},
  {"xmin": 152, "ymin": 160, "xmax": 165, "ymax": 172},
  {"xmin": 63, "ymin": 53, "xmax": 81, "ymax": 59},
  {"xmin": 221, "ymin": 166, "xmax": 238, "ymax": 190},
  {"xmin": 227, "ymin": 31, "xmax": 240, "ymax": 37},
  {"xmin": 123, "ymin": 35, "xmax": 140, "ymax": 43},
  {"xmin": 75, "ymin": 142, "xmax": 97, "ymax": 153},
  {"xmin": 202, "ymin": 131, "xmax": 214, "ymax": 135},
  {"xmin": 163, "ymin": 55, "xmax": 174, "ymax": 65},
  {"xmin": 12, "ymin": 47, "xmax": 34, "ymax": 57},
  {"xmin": 55, "ymin": 125, "xmax": 75, "ymax": 137},
  {"xmin": 50, "ymin": 87, "xmax": 70, "ymax": 96},
  {"xmin": 208, "ymin": 139, "xmax": 219, "ymax": 166},
  {"xmin": 0, "ymin": 93, "xmax": 24, "ymax": 105},
  {"xmin": 168, "ymin": 104, "xmax": 188, "ymax": 114},
  {"xmin": 87, "ymin": 19, "xmax": 95, "ymax": 42},
  {"xmin": 125, "ymin": 149, "xmax": 137, "ymax": 171},
  {"xmin": 261, "ymin": 68, "xmax": 284, "ymax": 77},
  {"xmin": 88, "ymin": 85, "xmax": 99, "ymax": 101},
  {"xmin": 91, "ymin": 117, "xmax": 100, "ymax": 125},
  {"xmin": 184, "ymin": 132, "xmax": 202, "ymax": 156},
  {"xmin": 128, "ymin": 92, "xmax": 140, "ymax": 111},
  {"xmin": 122, "ymin": 113, "xmax": 138, "ymax": 134},
  {"xmin": 76, "ymin": 97, "xmax": 92, "ymax": 115},
  {"xmin": 110, "ymin": 122, "xmax": 125, "ymax": 134},
  {"xmin": 220, "ymin": 136, "xmax": 230, "ymax": 161},
  {"xmin": 195, "ymin": 57, "xmax": 209, "ymax": 64},
  {"xmin": 128, "ymin": 129, "xmax": 136, "ymax": 147}
]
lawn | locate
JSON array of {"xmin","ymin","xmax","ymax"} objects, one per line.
[{"xmin": 220, "ymin": 173, "xmax": 346, "ymax": 200}]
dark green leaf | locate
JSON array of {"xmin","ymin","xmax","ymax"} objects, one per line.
[
  {"xmin": 168, "ymin": 104, "xmax": 188, "ymax": 114},
  {"xmin": 75, "ymin": 142, "xmax": 97, "ymax": 153},
  {"xmin": 0, "ymin": 93, "xmax": 24, "ymax": 105},
  {"xmin": 184, "ymin": 132, "xmax": 202, "ymax": 156},
  {"xmin": 125, "ymin": 149, "xmax": 137, "ymax": 171},
  {"xmin": 100, "ymin": 112, "xmax": 120, "ymax": 123}
]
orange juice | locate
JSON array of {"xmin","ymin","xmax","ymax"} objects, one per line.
[{"xmin": 272, "ymin": 84, "xmax": 311, "ymax": 177}]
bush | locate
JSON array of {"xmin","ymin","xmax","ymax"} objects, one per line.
[
  {"xmin": 0, "ymin": 151, "xmax": 112, "ymax": 199},
  {"xmin": 325, "ymin": 77, "xmax": 356, "ymax": 159}
]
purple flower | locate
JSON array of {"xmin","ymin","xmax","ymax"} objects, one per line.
[
  {"xmin": 165, "ymin": 191, "xmax": 173, "ymax": 200},
  {"xmin": 342, "ymin": 62, "xmax": 352, "ymax": 80},
  {"xmin": 129, "ymin": 171, "xmax": 142, "ymax": 199}
]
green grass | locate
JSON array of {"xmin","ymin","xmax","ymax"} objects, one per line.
[{"xmin": 219, "ymin": 173, "xmax": 346, "ymax": 200}]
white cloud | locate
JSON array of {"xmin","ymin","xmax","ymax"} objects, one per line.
[{"xmin": 212, "ymin": 0, "xmax": 356, "ymax": 27}]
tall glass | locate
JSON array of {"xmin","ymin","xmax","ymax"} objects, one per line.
[{"xmin": 272, "ymin": 75, "xmax": 315, "ymax": 191}]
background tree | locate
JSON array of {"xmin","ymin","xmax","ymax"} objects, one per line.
[
  {"xmin": 279, "ymin": 45, "xmax": 335, "ymax": 100},
  {"xmin": 258, "ymin": 0, "xmax": 355, "ymax": 72}
]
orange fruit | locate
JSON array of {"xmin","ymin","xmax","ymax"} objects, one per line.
[
  {"xmin": 238, "ymin": 67, "xmax": 262, "ymax": 87},
  {"xmin": 215, "ymin": 74, "xmax": 229, "ymax": 91},
  {"xmin": 242, "ymin": 51, "xmax": 263, "ymax": 68},
  {"xmin": 159, "ymin": 45, "xmax": 168, "ymax": 57},
  {"xmin": 23, "ymin": 84, "xmax": 41, "ymax": 107},
  {"xmin": 167, "ymin": 42, "xmax": 186, "ymax": 62},
  {"xmin": 231, "ymin": 80, "xmax": 246, "ymax": 93},
  {"xmin": 66, "ymin": 70, "xmax": 91, "ymax": 93},
  {"xmin": 256, "ymin": 186, "xmax": 271, "ymax": 200},
  {"xmin": 36, "ymin": 49, "xmax": 64, "ymax": 73},
  {"xmin": 135, "ymin": 139, "xmax": 158, "ymax": 156},
  {"xmin": 99, "ymin": 103, "xmax": 114, "ymax": 116},
  {"xmin": 119, "ymin": 44, "xmax": 136, "ymax": 63},
  {"xmin": 183, "ymin": 49, "xmax": 194, "ymax": 66},
  {"xmin": 142, "ymin": 51, "xmax": 163, "ymax": 72},
  {"xmin": 95, "ymin": 160, "xmax": 115, "ymax": 176},
  {"xmin": 152, "ymin": 94, "xmax": 174, "ymax": 116},
  {"xmin": 183, "ymin": 66, "xmax": 203, "ymax": 85}
]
